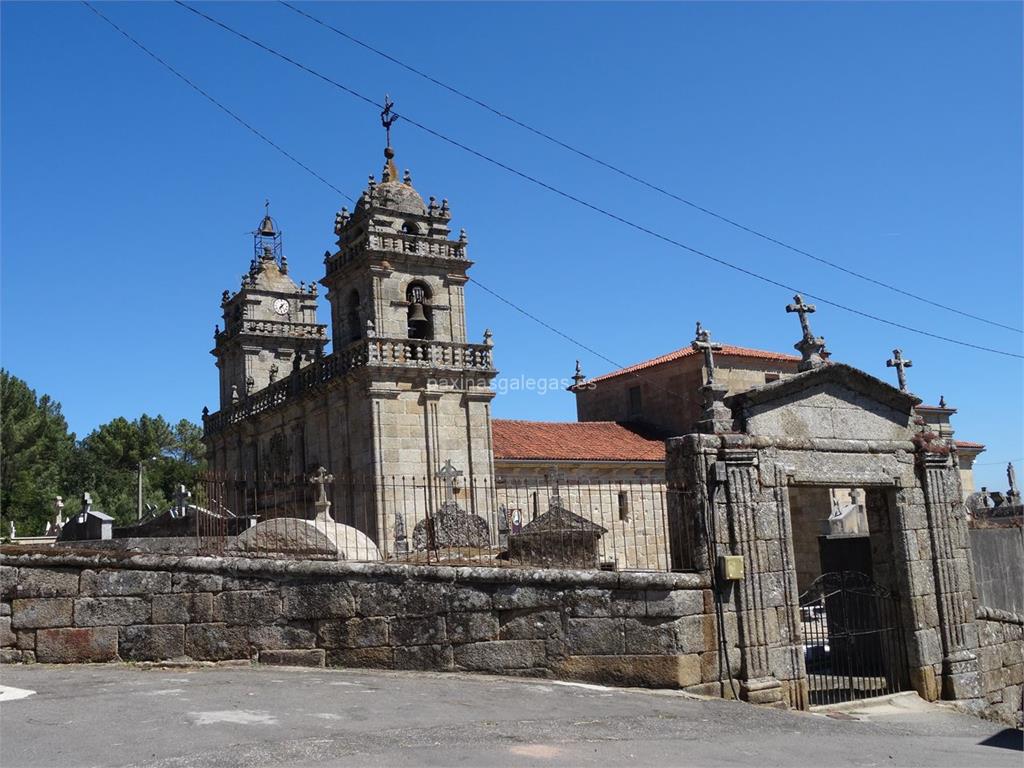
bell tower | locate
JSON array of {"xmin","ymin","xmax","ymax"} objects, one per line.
[
  {"xmin": 318, "ymin": 117, "xmax": 498, "ymax": 545},
  {"xmin": 212, "ymin": 206, "xmax": 327, "ymax": 408}
]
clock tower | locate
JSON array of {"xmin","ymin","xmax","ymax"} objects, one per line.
[{"xmin": 212, "ymin": 208, "xmax": 327, "ymax": 408}]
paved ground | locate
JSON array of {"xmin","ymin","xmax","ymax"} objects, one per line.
[{"xmin": 0, "ymin": 665, "xmax": 1020, "ymax": 767}]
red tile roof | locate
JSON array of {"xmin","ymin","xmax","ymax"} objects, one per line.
[
  {"xmin": 492, "ymin": 419, "xmax": 666, "ymax": 462},
  {"xmin": 587, "ymin": 344, "xmax": 800, "ymax": 384},
  {"xmin": 955, "ymin": 440, "xmax": 986, "ymax": 450}
]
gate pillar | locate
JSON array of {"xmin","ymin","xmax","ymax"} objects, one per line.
[{"xmin": 917, "ymin": 449, "xmax": 982, "ymax": 702}]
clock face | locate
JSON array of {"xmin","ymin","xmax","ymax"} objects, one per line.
[{"xmin": 272, "ymin": 299, "xmax": 290, "ymax": 316}]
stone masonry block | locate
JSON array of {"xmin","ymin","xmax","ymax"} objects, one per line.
[
  {"xmin": 185, "ymin": 624, "xmax": 250, "ymax": 661},
  {"xmin": 259, "ymin": 649, "xmax": 325, "ymax": 667},
  {"xmin": 15, "ymin": 630, "xmax": 35, "ymax": 650},
  {"xmin": 553, "ymin": 654, "xmax": 698, "ymax": 688},
  {"xmin": 448, "ymin": 586, "xmax": 492, "ymax": 613},
  {"xmin": 318, "ymin": 618, "xmax": 389, "ymax": 649},
  {"xmin": 390, "ymin": 616, "xmax": 445, "ymax": 647},
  {"xmin": 399, "ymin": 582, "xmax": 451, "ymax": 616},
  {"xmin": 446, "ymin": 612, "xmax": 498, "ymax": 644},
  {"xmin": 119, "ymin": 625, "xmax": 185, "ymax": 661},
  {"xmin": 646, "ymin": 590, "xmax": 704, "ymax": 618},
  {"xmin": 563, "ymin": 589, "xmax": 612, "ymax": 618},
  {"xmin": 0, "ymin": 566, "xmax": 17, "ymax": 601},
  {"xmin": 326, "ymin": 647, "xmax": 393, "ymax": 669},
  {"xmin": 624, "ymin": 618, "xmax": 677, "ymax": 655},
  {"xmin": 0, "ymin": 617, "xmax": 15, "ymax": 647},
  {"xmin": 610, "ymin": 590, "xmax": 647, "ymax": 617},
  {"xmin": 566, "ymin": 618, "xmax": 625, "ymax": 655},
  {"xmin": 81, "ymin": 569, "xmax": 171, "ymax": 596},
  {"xmin": 74, "ymin": 597, "xmax": 150, "ymax": 627},
  {"xmin": 352, "ymin": 581, "xmax": 402, "ymax": 617},
  {"xmin": 393, "ymin": 643, "xmax": 453, "ymax": 671},
  {"xmin": 152, "ymin": 593, "xmax": 213, "ymax": 624},
  {"xmin": 35, "ymin": 627, "xmax": 117, "ymax": 663},
  {"xmin": 11, "ymin": 568, "xmax": 79, "ymax": 598},
  {"xmin": 282, "ymin": 582, "xmax": 354, "ymax": 619},
  {"xmin": 172, "ymin": 572, "xmax": 223, "ymax": 593},
  {"xmin": 454, "ymin": 640, "xmax": 547, "ymax": 671},
  {"xmin": 491, "ymin": 586, "xmax": 561, "ymax": 611},
  {"xmin": 498, "ymin": 610, "xmax": 561, "ymax": 640},
  {"xmin": 214, "ymin": 591, "xmax": 282, "ymax": 625},
  {"xmin": 249, "ymin": 624, "xmax": 316, "ymax": 651},
  {"xmin": 11, "ymin": 598, "xmax": 73, "ymax": 629}
]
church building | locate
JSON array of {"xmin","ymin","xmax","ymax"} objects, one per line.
[{"xmin": 202, "ymin": 138, "xmax": 984, "ymax": 570}]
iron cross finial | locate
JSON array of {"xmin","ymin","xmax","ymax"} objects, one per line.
[
  {"xmin": 381, "ymin": 94, "xmax": 398, "ymax": 147},
  {"xmin": 886, "ymin": 348, "xmax": 913, "ymax": 392}
]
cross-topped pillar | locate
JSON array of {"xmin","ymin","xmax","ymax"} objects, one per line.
[
  {"xmin": 546, "ymin": 469, "xmax": 568, "ymax": 508},
  {"xmin": 309, "ymin": 465, "xmax": 335, "ymax": 521},
  {"xmin": 785, "ymin": 294, "xmax": 828, "ymax": 371},
  {"xmin": 886, "ymin": 348, "xmax": 913, "ymax": 392},
  {"xmin": 436, "ymin": 459, "xmax": 463, "ymax": 508},
  {"xmin": 691, "ymin": 321, "xmax": 733, "ymax": 433},
  {"xmin": 173, "ymin": 484, "xmax": 192, "ymax": 518}
]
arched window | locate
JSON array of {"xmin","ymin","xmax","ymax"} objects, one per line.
[
  {"xmin": 406, "ymin": 282, "xmax": 433, "ymax": 340},
  {"xmin": 347, "ymin": 290, "xmax": 361, "ymax": 343}
]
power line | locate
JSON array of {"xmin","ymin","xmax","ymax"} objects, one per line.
[
  {"xmin": 170, "ymin": 1, "xmax": 1023, "ymax": 360},
  {"xmin": 280, "ymin": 0, "xmax": 1022, "ymax": 337},
  {"xmin": 80, "ymin": 2, "xmax": 354, "ymax": 204}
]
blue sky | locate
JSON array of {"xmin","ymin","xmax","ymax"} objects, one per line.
[{"xmin": 2, "ymin": 2, "xmax": 1021, "ymax": 489}]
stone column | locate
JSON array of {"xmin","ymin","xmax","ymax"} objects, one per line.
[
  {"xmin": 718, "ymin": 448, "xmax": 786, "ymax": 707},
  {"xmin": 918, "ymin": 450, "xmax": 981, "ymax": 702}
]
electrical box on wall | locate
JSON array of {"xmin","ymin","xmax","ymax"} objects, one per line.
[{"xmin": 719, "ymin": 555, "xmax": 745, "ymax": 580}]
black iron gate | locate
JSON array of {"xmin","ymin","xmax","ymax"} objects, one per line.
[{"xmin": 799, "ymin": 571, "xmax": 909, "ymax": 706}]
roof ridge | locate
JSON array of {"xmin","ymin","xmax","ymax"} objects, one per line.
[{"xmin": 588, "ymin": 343, "xmax": 800, "ymax": 384}]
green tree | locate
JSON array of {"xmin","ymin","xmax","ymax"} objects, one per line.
[
  {"xmin": 71, "ymin": 414, "xmax": 207, "ymax": 525},
  {"xmin": 0, "ymin": 370, "xmax": 76, "ymax": 535}
]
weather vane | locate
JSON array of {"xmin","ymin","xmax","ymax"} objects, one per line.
[{"xmin": 381, "ymin": 94, "xmax": 398, "ymax": 147}]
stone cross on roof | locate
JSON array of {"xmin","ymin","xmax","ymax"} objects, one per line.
[
  {"xmin": 785, "ymin": 294, "xmax": 828, "ymax": 371},
  {"xmin": 309, "ymin": 466, "xmax": 335, "ymax": 506},
  {"xmin": 886, "ymin": 348, "xmax": 913, "ymax": 392},
  {"xmin": 1008, "ymin": 462, "xmax": 1020, "ymax": 503},
  {"xmin": 436, "ymin": 459, "xmax": 463, "ymax": 504},
  {"xmin": 572, "ymin": 360, "xmax": 586, "ymax": 388},
  {"xmin": 78, "ymin": 492, "xmax": 93, "ymax": 523},
  {"xmin": 691, "ymin": 321, "xmax": 723, "ymax": 385}
]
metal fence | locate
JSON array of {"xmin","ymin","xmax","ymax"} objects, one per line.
[{"xmin": 182, "ymin": 471, "xmax": 676, "ymax": 571}]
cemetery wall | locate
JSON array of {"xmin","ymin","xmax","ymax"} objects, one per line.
[
  {"xmin": 974, "ymin": 607, "xmax": 1024, "ymax": 726},
  {"xmin": 0, "ymin": 549, "xmax": 722, "ymax": 691},
  {"xmin": 969, "ymin": 526, "xmax": 1024, "ymax": 616}
]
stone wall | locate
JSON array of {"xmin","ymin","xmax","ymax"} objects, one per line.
[
  {"xmin": 970, "ymin": 527, "xmax": 1024, "ymax": 616},
  {"xmin": 0, "ymin": 549, "xmax": 718, "ymax": 691},
  {"xmin": 974, "ymin": 607, "xmax": 1024, "ymax": 726}
]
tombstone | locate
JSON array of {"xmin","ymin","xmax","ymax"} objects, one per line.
[
  {"xmin": 233, "ymin": 516, "xmax": 382, "ymax": 561},
  {"xmin": 411, "ymin": 460, "xmax": 490, "ymax": 551},
  {"xmin": 57, "ymin": 493, "xmax": 114, "ymax": 542},
  {"xmin": 44, "ymin": 496, "xmax": 65, "ymax": 537},
  {"xmin": 507, "ymin": 501, "xmax": 607, "ymax": 569}
]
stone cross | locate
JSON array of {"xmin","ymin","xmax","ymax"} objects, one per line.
[
  {"xmin": 309, "ymin": 466, "xmax": 335, "ymax": 506},
  {"xmin": 691, "ymin": 321, "xmax": 723, "ymax": 385},
  {"xmin": 785, "ymin": 294, "xmax": 828, "ymax": 371},
  {"xmin": 572, "ymin": 360, "xmax": 586, "ymax": 388},
  {"xmin": 173, "ymin": 484, "xmax": 192, "ymax": 515},
  {"xmin": 1008, "ymin": 462, "xmax": 1020, "ymax": 503},
  {"xmin": 436, "ymin": 459, "xmax": 463, "ymax": 504},
  {"xmin": 886, "ymin": 348, "xmax": 913, "ymax": 392},
  {"xmin": 547, "ymin": 470, "xmax": 568, "ymax": 507},
  {"xmin": 78, "ymin": 492, "xmax": 92, "ymax": 523},
  {"xmin": 786, "ymin": 294, "xmax": 816, "ymax": 339}
]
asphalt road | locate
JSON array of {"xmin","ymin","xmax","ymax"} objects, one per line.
[{"xmin": 0, "ymin": 664, "xmax": 1020, "ymax": 767}]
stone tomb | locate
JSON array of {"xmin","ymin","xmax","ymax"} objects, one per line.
[{"xmin": 507, "ymin": 502, "xmax": 608, "ymax": 569}]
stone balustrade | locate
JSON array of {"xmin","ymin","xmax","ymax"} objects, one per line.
[
  {"xmin": 203, "ymin": 338, "xmax": 495, "ymax": 436},
  {"xmin": 216, "ymin": 319, "xmax": 327, "ymax": 345},
  {"xmin": 326, "ymin": 233, "xmax": 467, "ymax": 276}
]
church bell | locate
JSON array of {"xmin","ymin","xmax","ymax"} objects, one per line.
[{"xmin": 408, "ymin": 301, "xmax": 428, "ymax": 324}]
